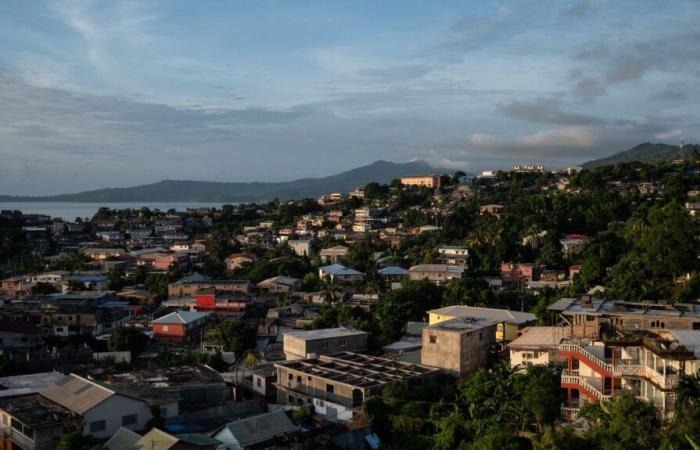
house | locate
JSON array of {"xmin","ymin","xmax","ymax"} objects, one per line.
[
  {"xmin": 0, "ymin": 320, "xmax": 42, "ymax": 351},
  {"xmin": 212, "ymin": 410, "xmax": 298, "ymax": 449},
  {"xmin": 225, "ymin": 253, "xmax": 257, "ymax": 271},
  {"xmin": 318, "ymin": 264, "xmax": 364, "ymax": 283},
  {"xmin": 421, "ymin": 317, "xmax": 498, "ymax": 377},
  {"xmin": 400, "ymin": 175, "xmax": 442, "ymax": 189},
  {"xmin": 500, "ymin": 262, "xmax": 542, "ymax": 284},
  {"xmin": 507, "ymin": 326, "xmax": 570, "ymax": 369},
  {"xmin": 378, "ymin": 266, "xmax": 409, "ymax": 287},
  {"xmin": 559, "ymin": 234, "xmax": 592, "ymax": 257},
  {"xmin": 168, "ymin": 276, "xmax": 251, "ymax": 298},
  {"xmin": 408, "ymin": 264, "xmax": 465, "ymax": 284},
  {"xmin": 257, "ymin": 276, "xmax": 301, "ymax": 296},
  {"xmin": 40, "ymin": 373, "xmax": 179, "ymax": 438},
  {"xmin": 0, "ymin": 372, "xmax": 66, "ymax": 398},
  {"xmin": 152, "ymin": 311, "xmax": 211, "ymax": 344},
  {"xmin": 274, "ymin": 352, "xmax": 437, "ymax": 422},
  {"xmin": 428, "ymin": 305, "xmax": 537, "ymax": 342},
  {"xmin": 319, "ymin": 246, "xmax": 349, "ymax": 264},
  {"xmin": 106, "ymin": 427, "xmax": 220, "ymax": 450},
  {"xmin": 288, "ymin": 239, "xmax": 312, "ymax": 257},
  {"xmin": 548, "ymin": 298, "xmax": 700, "ymax": 339},
  {"xmin": 193, "ymin": 294, "xmax": 247, "ymax": 314},
  {"xmin": 560, "ymin": 330, "xmax": 700, "ymax": 420},
  {"xmin": 283, "ymin": 326, "xmax": 368, "ymax": 360},
  {"xmin": 0, "ymin": 394, "xmax": 78, "ymax": 450},
  {"xmin": 436, "ymin": 245, "xmax": 469, "ymax": 267},
  {"xmin": 250, "ymin": 364, "xmax": 277, "ymax": 400}
]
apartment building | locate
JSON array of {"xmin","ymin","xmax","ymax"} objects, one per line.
[
  {"xmin": 274, "ymin": 352, "xmax": 437, "ymax": 422},
  {"xmin": 283, "ymin": 326, "xmax": 368, "ymax": 360},
  {"xmin": 560, "ymin": 330, "xmax": 700, "ymax": 420},
  {"xmin": 548, "ymin": 298, "xmax": 700, "ymax": 339},
  {"xmin": 436, "ymin": 245, "xmax": 469, "ymax": 267},
  {"xmin": 168, "ymin": 278, "xmax": 251, "ymax": 298},
  {"xmin": 421, "ymin": 317, "xmax": 498, "ymax": 377},
  {"xmin": 400, "ymin": 175, "xmax": 442, "ymax": 189}
]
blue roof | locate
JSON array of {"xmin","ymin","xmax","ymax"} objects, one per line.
[{"xmin": 378, "ymin": 266, "xmax": 409, "ymax": 276}]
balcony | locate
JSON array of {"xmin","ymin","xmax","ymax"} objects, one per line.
[
  {"xmin": 277, "ymin": 382, "xmax": 358, "ymax": 408},
  {"xmin": 0, "ymin": 425, "xmax": 57, "ymax": 450}
]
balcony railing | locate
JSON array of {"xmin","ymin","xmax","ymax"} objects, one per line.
[
  {"xmin": 277, "ymin": 382, "xmax": 358, "ymax": 408},
  {"xmin": 560, "ymin": 342, "xmax": 680, "ymax": 390},
  {"xmin": 0, "ymin": 425, "xmax": 57, "ymax": 450}
]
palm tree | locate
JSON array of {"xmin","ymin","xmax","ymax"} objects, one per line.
[
  {"xmin": 320, "ymin": 274, "xmax": 339, "ymax": 304},
  {"xmin": 676, "ymin": 373, "xmax": 700, "ymax": 411}
]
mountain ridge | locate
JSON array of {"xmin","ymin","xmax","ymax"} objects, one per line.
[
  {"xmin": 583, "ymin": 142, "xmax": 700, "ymax": 168},
  {"xmin": 0, "ymin": 159, "xmax": 439, "ymax": 203}
]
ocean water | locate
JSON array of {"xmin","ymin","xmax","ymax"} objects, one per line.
[{"xmin": 0, "ymin": 202, "xmax": 228, "ymax": 221}]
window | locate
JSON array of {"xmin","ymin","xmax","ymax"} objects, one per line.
[
  {"xmin": 321, "ymin": 342, "xmax": 329, "ymax": 349},
  {"xmin": 56, "ymin": 327, "xmax": 64, "ymax": 333},
  {"xmin": 162, "ymin": 325, "xmax": 169, "ymax": 332},
  {"xmin": 160, "ymin": 406, "xmax": 168, "ymax": 417},
  {"xmin": 121, "ymin": 414, "xmax": 137, "ymax": 426},
  {"xmin": 256, "ymin": 378, "xmax": 262, "ymax": 387},
  {"xmin": 326, "ymin": 384, "xmax": 334, "ymax": 394},
  {"xmin": 288, "ymin": 373, "xmax": 293, "ymax": 381},
  {"xmin": 339, "ymin": 339, "xmax": 347, "ymax": 347},
  {"xmin": 429, "ymin": 335, "xmax": 438, "ymax": 344},
  {"xmin": 89, "ymin": 420, "xmax": 106, "ymax": 433}
]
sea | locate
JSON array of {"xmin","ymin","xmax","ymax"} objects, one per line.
[{"xmin": 0, "ymin": 202, "xmax": 228, "ymax": 221}]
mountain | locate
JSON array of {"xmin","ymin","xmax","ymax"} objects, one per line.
[
  {"xmin": 583, "ymin": 142, "xmax": 700, "ymax": 169},
  {"xmin": 0, "ymin": 160, "xmax": 439, "ymax": 203}
]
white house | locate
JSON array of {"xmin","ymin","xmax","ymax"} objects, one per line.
[{"xmin": 40, "ymin": 374, "xmax": 179, "ymax": 438}]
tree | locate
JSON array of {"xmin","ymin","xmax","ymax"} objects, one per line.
[
  {"xmin": 56, "ymin": 431, "xmax": 105, "ymax": 450},
  {"xmin": 374, "ymin": 280, "xmax": 444, "ymax": 343},
  {"xmin": 580, "ymin": 393, "xmax": 662, "ymax": 450},
  {"xmin": 211, "ymin": 320, "xmax": 257, "ymax": 356},
  {"xmin": 31, "ymin": 282, "xmax": 58, "ymax": 295},
  {"xmin": 107, "ymin": 267, "xmax": 126, "ymax": 291},
  {"xmin": 108, "ymin": 327, "xmax": 148, "ymax": 355}
]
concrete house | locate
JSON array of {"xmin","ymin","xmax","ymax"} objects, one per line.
[
  {"xmin": 152, "ymin": 311, "xmax": 211, "ymax": 344},
  {"xmin": 421, "ymin": 317, "xmax": 498, "ymax": 377},
  {"xmin": 288, "ymin": 239, "xmax": 312, "ymax": 257},
  {"xmin": 408, "ymin": 264, "xmax": 466, "ymax": 284},
  {"xmin": 428, "ymin": 305, "xmax": 537, "ymax": 342},
  {"xmin": 507, "ymin": 326, "xmax": 570, "ymax": 369},
  {"xmin": 275, "ymin": 352, "xmax": 437, "ymax": 422},
  {"xmin": 257, "ymin": 276, "xmax": 301, "ymax": 296},
  {"xmin": 283, "ymin": 326, "xmax": 368, "ymax": 360},
  {"xmin": 319, "ymin": 246, "xmax": 349, "ymax": 264},
  {"xmin": 318, "ymin": 264, "xmax": 364, "ymax": 283}
]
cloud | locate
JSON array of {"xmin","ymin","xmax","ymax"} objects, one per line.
[
  {"xmin": 650, "ymin": 85, "xmax": 688, "ymax": 102},
  {"xmin": 498, "ymin": 97, "xmax": 607, "ymax": 126},
  {"xmin": 654, "ymin": 129, "xmax": 684, "ymax": 140},
  {"xmin": 559, "ymin": 0, "xmax": 606, "ymax": 20},
  {"xmin": 573, "ymin": 77, "xmax": 607, "ymax": 102}
]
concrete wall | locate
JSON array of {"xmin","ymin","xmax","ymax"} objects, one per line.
[
  {"xmin": 283, "ymin": 333, "xmax": 367, "ymax": 360},
  {"xmin": 421, "ymin": 324, "xmax": 496, "ymax": 377}
]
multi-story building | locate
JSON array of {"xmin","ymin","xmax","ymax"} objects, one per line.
[
  {"xmin": 548, "ymin": 298, "xmax": 700, "ymax": 338},
  {"xmin": 274, "ymin": 352, "xmax": 437, "ymax": 422},
  {"xmin": 421, "ymin": 317, "xmax": 498, "ymax": 377},
  {"xmin": 400, "ymin": 175, "xmax": 442, "ymax": 189},
  {"xmin": 436, "ymin": 246, "xmax": 469, "ymax": 267},
  {"xmin": 168, "ymin": 278, "xmax": 251, "ymax": 298},
  {"xmin": 427, "ymin": 305, "xmax": 537, "ymax": 342},
  {"xmin": 408, "ymin": 264, "xmax": 466, "ymax": 284},
  {"xmin": 283, "ymin": 326, "xmax": 368, "ymax": 360},
  {"xmin": 288, "ymin": 240, "xmax": 312, "ymax": 257},
  {"xmin": 559, "ymin": 330, "xmax": 700, "ymax": 420},
  {"xmin": 319, "ymin": 246, "xmax": 349, "ymax": 264}
]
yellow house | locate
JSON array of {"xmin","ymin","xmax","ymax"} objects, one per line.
[{"xmin": 427, "ymin": 305, "xmax": 537, "ymax": 342}]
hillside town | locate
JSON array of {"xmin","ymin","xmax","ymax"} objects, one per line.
[{"xmin": 1, "ymin": 159, "xmax": 700, "ymax": 449}]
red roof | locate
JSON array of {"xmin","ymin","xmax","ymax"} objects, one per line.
[{"xmin": 564, "ymin": 234, "xmax": 591, "ymax": 240}]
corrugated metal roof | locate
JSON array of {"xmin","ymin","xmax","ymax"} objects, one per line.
[
  {"xmin": 152, "ymin": 311, "xmax": 210, "ymax": 325},
  {"xmin": 669, "ymin": 330, "xmax": 700, "ymax": 357},
  {"xmin": 104, "ymin": 427, "xmax": 140, "ymax": 450},
  {"xmin": 219, "ymin": 410, "xmax": 298, "ymax": 447},
  {"xmin": 428, "ymin": 305, "xmax": 536, "ymax": 324},
  {"xmin": 40, "ymin": 374, "xmax": 114, "ymax": 414}
]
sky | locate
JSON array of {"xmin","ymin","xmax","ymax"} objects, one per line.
[{"xmin": 0, "ymin": 0, "xmax": 699, "ymax": 195}]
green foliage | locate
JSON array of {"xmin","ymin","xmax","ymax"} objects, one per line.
[
  {"xmin": 56, "ymin": 431, "xmax": 105, "ymax": 450},
  {"xmin": 31, "ymin": 281, "xmax": 58, "ymax": 295},
  {"xmin": 375, "ymin": 280, "xmax": 444, "ymax": 343},
  {"xmin": 211, "ymin": 320, "xmax": 257, "ymax": 356},
  {"xmin": 108, "ymin": 327, "xmax": 148, "ymax": 354}
]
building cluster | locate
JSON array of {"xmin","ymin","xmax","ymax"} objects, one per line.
[{"xmin": 0, "ymin": 163, "xmax": 699, "ymax": 448}]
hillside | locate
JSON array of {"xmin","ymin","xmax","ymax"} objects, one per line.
[
  {"xmin": 0, "ymin": 160, "xmax": 438, "ymax": 203},
  {"xmin": 583, "ymin": 142, "xmax": 700, "ymax": 168}
]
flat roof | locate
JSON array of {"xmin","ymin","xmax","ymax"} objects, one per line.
[
  {"xmin": 507, "ymin": 326, "xmax": 571, "ymax": 350},
  {"xmin": 425, "ymin": 317, "xmax": 499, "ymax": 333},
  {"xmin": 428, "ymin": 305, "xmax": 536, "ymax": 324},
  {"xmin": 284, "ymin": 327, "xmax": 367, "ymax": 341},
  {"xmin": 274, "ymin": 352, "xmax": 437, "ymax": 388}
]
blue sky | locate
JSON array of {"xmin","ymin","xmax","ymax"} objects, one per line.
[{"xmin": 0, "ymin": 0, "xmax": 698, "ymax": 195}]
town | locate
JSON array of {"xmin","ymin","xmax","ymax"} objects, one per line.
[{"xmin": 0, "ymin": 159, "xmax": 699, "ymax": 449}]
